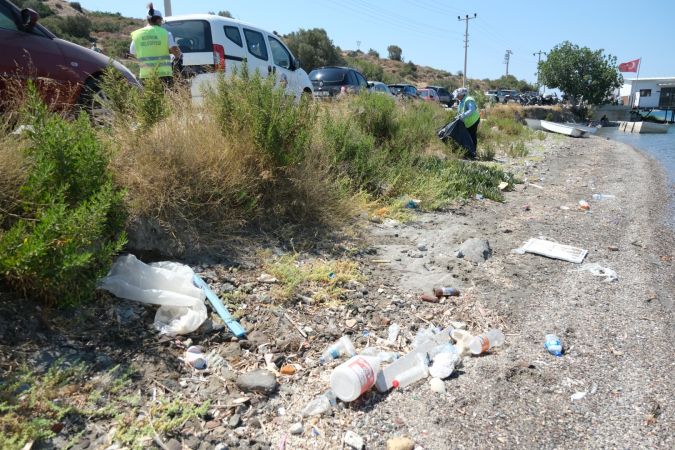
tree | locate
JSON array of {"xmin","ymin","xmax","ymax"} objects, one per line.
[
  {"xmin": 367, "ymin": 48, "xmax": 379, "ymax": 58},
  {"xmin": 538, "ymin": 41, "xmax": 622, "ymax": 105},
  {"xmin": 283, "ymin": 28, "xmax": 344, "ymax": 72},
  {"xmin": 387, "ymin": 45, "xmax": 402, "ymax": 61},
  {"xmin": 489, "ymin": 75, "xmax": 536, "ymax": 92},
  {"xmin": 217, "ymin": 11, "xmax": 233, "ymax": 18}
]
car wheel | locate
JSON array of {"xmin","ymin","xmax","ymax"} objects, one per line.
[{"xmin": 78, "ymin": 77, "xmax": 114, "ymax": 127}]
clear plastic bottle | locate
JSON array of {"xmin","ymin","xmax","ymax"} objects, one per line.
[
  {"xmin": 330, "ymin": 355, "xmax": 381, "ymax": 402},
  {"xmin": 592, "ymin": 193, "xmax": 615, "ymax": 201},
  {"xmin": 387, "ymin": 323, "xmax": 401, "ymax": 343},
  {"xmin": 392, "ymin": 354, "xmax": 429, "ymax": 389},
  {"xmin": 301, "ymin": 390, "xmax": 337, "ymax": 417},
  {"xmin": 544, "ymin": 334, "xmax": 563, "ymax": 357},
  {"xmin": 320, "ymin": 336, "xmax": 356, "ymax": 364},
  {"xmin": 468, "ymin": 329, "xmax": 505, "ymax": 355}
]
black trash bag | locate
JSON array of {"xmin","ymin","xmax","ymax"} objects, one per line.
[{"xmin": 437, "ymin": 118, "xmax": 476, "ymax": 157}]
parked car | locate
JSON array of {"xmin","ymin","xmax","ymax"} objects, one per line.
[
  {"xmin": 163, "ymin": 14, "xmax": 313, "ymax": 101},
  {"xmin": 425, "ymin": 85, "xmax": 452, "ymax": 105},
  {"xmin": 0, "ymin": 0, "xmax": 138, "ymax": 119},
  {"xmin": 496, "ymin": 89, "xmax": 518, "ymax": 103},
  {"xmin": 388, "ymin": 83, "xmax": 418, "ymax": 99},
  {"xmin": 308, "ymin": 66, "xmax": 368, "ymax": 98},
  {"xmin": 485, "ymin": 89, "xmax": 498, "ymax": 102},
  {"xmin": 417, "ymin": 88, "xmax": 440, "ymax": 103},
  {"xmin": 368, "ymin": 80, "xmax": 394, "ymax": 97}
]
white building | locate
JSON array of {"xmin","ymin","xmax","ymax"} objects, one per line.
[{"xmin": 620, "ymin": 77, "xmax": 675, "ymax": 108}]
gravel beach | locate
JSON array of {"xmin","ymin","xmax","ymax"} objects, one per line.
[{"xmin": 1, "ymin": 133, "xmax": 673, "ymax": 449}]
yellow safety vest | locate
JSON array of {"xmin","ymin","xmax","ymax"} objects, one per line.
[
  {"xmin": 131, "ymin": 25, "xmax": 172, "ymax": 79},
  {"xmin": 459, "ymin": 96, "xmax": 481, "ymax": 128}
]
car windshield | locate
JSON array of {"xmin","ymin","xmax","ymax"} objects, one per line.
[
  {"xmin": 309, "ymin": 68, "xmax": 346, "ymax": 82},
  {"xmin": 163, "ymin": 20, "xmax": 212, "ymax": 53}
]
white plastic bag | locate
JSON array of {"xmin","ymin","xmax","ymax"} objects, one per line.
[{"xmin": 99, "ymin": 254, "xmax": 207, "ymax": 335}]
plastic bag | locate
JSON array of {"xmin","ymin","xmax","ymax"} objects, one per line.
[{"xmin": 99, "ymin": 254, "xmax": 207, "ymax": 335}]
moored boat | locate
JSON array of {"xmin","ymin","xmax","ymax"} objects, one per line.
[{"xmin": 540, "ymin": 120, "xmax": 585, "ymax": 137}]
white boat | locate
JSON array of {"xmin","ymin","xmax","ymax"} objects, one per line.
[
  {"xmin": 566, "ymin": 123, "xmax": 598, "ymax": 134},
  {"xmin": 540, "ymin": 120, "xmax": 585, "ymax": 137},
  {"xmin": 524, "ymin": 118, "xmax": 543, "ymax": 131}
]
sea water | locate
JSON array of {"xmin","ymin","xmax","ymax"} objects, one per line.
[{"xmin": 597, "ymin": 125, "xmax": 675, "ymax": 226}]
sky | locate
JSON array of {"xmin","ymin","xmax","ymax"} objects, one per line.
[{"xmin": 79, "ymin": 0, "xmax": 675, "ymax": 86}]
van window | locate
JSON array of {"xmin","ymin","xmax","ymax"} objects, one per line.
[
  {"xmin": 163, "ymin": 20, "xmax": 212, "ymax": 53},
  {"xmin": 224, "ymin": 25, "xmax": 242, "ymax": 47},
  {"xmin": 243, "ymin": 28, "xmax": 268, "ymax": 61},
  {"xmin": 268, "ymin": 36, "xmax": 290, "ymax": 69},
  {"xmin": 0, "ymin": 4, "xmax": 18, "ymax": 31}
]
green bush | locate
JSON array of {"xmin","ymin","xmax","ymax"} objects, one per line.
[
  {"xmin": 349, "ymin": 92, "xmax": 398, "ymax": 144},
  {"xmin": 0, "ymin": 89, "xmax": 126, "ymax": 306},
  {"xmin": 13, "ymin": 0, "xmax": 54, "ymax": 17}
]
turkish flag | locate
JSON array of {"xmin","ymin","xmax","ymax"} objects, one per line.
[{"xmin": 619, "ymin": 58, "xmax": 640, "ymax": 72}]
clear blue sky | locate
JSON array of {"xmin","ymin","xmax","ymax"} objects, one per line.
[{"xmin": 80, "ymin": 0, "xmax": 674, "ymax": 84}]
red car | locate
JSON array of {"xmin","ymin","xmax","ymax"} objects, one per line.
[
  {"xmin": 0, "ymin": 0, "xmax": 138, "ymax": 118},
  {"xmin": 417, "ymin": 88, "xmax": 440, "ymax": 103}
]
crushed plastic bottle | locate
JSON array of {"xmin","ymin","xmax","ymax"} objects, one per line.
[
  {"xmin": 320, "ymin": 336, "xmax": 356, "ymax": 364},
  {"xmin": 387, "ymin": 323, "xmax": 401, "ymax": 344},
  {"xmin": 392, "ymin": 354, "xmax": 429, "ymax": 389},
  {"xmin": 591, "ymin": 193, "xmax": 615, "ymax": 201},
  {"xmin": 429, "ymin": 351, "xmax": 460, "ymax": 379},
  {"xmin": 544, "ymin": 334, "xmax": 563, "ymax": 357},
  {"xmin": 301, "ymin": 390, "xmax": 337, "ymax": 417},
  {"xmin": 360, "ymin": 347, "xmax": 400, "ymax": 364},
  {"xmin": 468, "ymin": 329, "xmax": 505, "ymax": 355}
]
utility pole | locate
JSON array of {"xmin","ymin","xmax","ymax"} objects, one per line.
[
  {"xmin": 164, "ymin": 0, "xmax": 172, "ymax": 17},
  {"xmin": 457, "ymin": 13, "xmax": 477, "ymax": 88},
  {"xmin": 533, "ymin": 50, "xmax": 546, "ymax": 93},
  {"xmin": 356, "ymin": 40, "xmax": 361, "ymax": 51},
  {"xmin": 504, "ymin": 49, "xmax": 513, "ymax": 76}
]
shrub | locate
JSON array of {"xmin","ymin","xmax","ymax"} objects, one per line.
[
  {"xmin": 349, "ymin": 92, "xmax": 398, "ymax": 144},
  {"xmin": 0, "ymin": 88, "xmax": 125, "ymax": 306},
  {"xmin": 506, "ymin": 141, "xmax": 529, "ymax": 158}
]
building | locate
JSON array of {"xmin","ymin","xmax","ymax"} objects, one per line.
[{"xmin": 620, "ymin": 77, "xmax": 675, "ymax": 109}]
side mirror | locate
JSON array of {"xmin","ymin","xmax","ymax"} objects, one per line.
[
  {"xmin": 292, "ymin": 58, "xmax": 301, "ymax": 71},
  {"xmin": 21, "ymin": 8, "xmax": 39, "ymax": 30}
]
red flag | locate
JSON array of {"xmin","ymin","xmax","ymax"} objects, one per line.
[{"xmin": 619, "ymin": 58, "xmax": 640, "ymax": 72}]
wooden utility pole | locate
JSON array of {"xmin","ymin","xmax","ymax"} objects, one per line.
[{"xmin": 457, "ymin": 13, "xmax": 477, "ymax": 88}]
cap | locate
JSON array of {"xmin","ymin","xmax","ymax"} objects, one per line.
[{"xmin": 453, "ymin": 87, "xmax": 468, "ymax": 97}]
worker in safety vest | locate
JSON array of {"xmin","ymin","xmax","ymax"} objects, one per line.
[
  {"xmin": 129, "ymin": 3, "xmax": 181, "ymax": 84},
  {"xmin": 454, "ymin": 87, "xmax": 480, "ymax": 158}
]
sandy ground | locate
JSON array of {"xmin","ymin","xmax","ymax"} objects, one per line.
[{"xmin": 1, "ymin": 133, "xmax": 673, "ymax": 449}]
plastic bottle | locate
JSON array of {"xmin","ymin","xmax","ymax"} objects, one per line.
[
  {"xmin": 468, "ymin": 329, "xmax": 505, "ymax": 355},
  {"xmin": 360, "ymin": 347, "xmax": 400, "ymax": 364},
  {"xmin": 301, "ymin": 390, "xmax": 337, "ymax": 417},
  {"xmin": 544, "ymin": 334, "xmax": 563, "ymax": 357},
  {"xmin": 330, "ymin": 355, "xmax": 381, "ymax": 402},
  {"xmin": 392, "ymin": 354, "xmax": 429, "ymax": 389},
  {"xmin": 432, "ymin": 286, "xmax": 460, "ymax": 298},
  {"xmin": 592, "ymin": 193, "xmax": 615, "ymax": 201},
  {"xmin": 320, "ymin": 336, "xmax": 356, "ymax": 364},
  {"xmin": 387, "ymin": 323, "xmax": 401, "ymax": 343}
]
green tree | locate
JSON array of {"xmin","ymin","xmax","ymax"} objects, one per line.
[
  {"xmin": 283, "ymin": 28, "xmax": 344, "ymax": 72},
  {"xmin": 387, "ymin": 45, "xmax": 402, "ymax": 61},
  {"xmin": 538, "ymin": 41, "xmax": 622, "ymax": 105},
  {"xmin": 367, "ymin": 48, "xmax": 379, "ymax": 58},
  {"xmin": 218, "ymin": 10, "xmax": 233, "ymax": 18},
  {"xmin": 489, "ymin": 75, "xmax": 536, "ymax": 92}
]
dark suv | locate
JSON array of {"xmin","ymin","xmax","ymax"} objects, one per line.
[
  {"xmin": 308, "ymin": 66, "xmax": 368, "ymax": 98},
  {"xmin": 425, "ymin": 86, "xmax": 452, "ymax": 106},
  {"xmin": 0, "ymin": 0, "xmax": 138, "ymax": 115},
  {"xmin": 388, "ymin": 83, "xmax": 418, "ymax": 100}
]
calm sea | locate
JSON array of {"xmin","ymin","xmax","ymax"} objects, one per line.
[{"xmin": 597, "ymin": 125, "xmax": 675, "ymax": 226}]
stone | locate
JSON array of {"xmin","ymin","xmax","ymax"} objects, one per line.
[
  {"xmin": 221, "ymin": 282, "xmax": 236, "ymax": 293},
  {"xmin": 387, "ymin": 436, "xmax": 415, "ymax": 450},
  {"xmin": 417, "ymin": 243, "xmax": 428, "ymax": 252},
  {"xmin": 345, "ymin": 319, "xmax": 357, "ymax": 328},
  {"xmin": 256, "ymin": 273, "xmax": 278, "ymax": 284},
  {"xmin": 219, "ymin": 342, "xmax": 242, "ymax": 359},
  {"xmin": 343, "ymin": 430, "xmax": 364, "ymax": 449},
  {"xmin": 456, "ymin": 238, "xmax": 492, "ymax": 263},
  {"xmin": 235, "ymin": 369, "xmax": 278, "ymax": 395},
  {"xmin": 166, "ymin": 438, "xmax": 182, "ymax": 450},
  {"xmin": 289, "ymin": 422, "xmax": 304, "ymax": 435}
]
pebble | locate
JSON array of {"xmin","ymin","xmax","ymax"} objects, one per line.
[
  {"xmin": 417, "ymin": 243, "xmax": 428, "ymax": 252},
  {"xmin": 235, "ymin": 369, "xmax": 278, "ymax": 394},
  {"xmin": 343, "ymin": 430, "xmax": 364, "ymax": 449},
  {"xmin": 228, "ymin": 414, "xmax": 241, "ymax": 428},
  {"xmin": 387, "ymin": 436, "xmax": 415, "ymax": 450},
  {"xmin": 289, "ymin": 422, "xmax": 304, "ymax": 435},
  {"xmin": 256, "ymin": 273, "xmax": 278, "ymax": 283},
  {"xmin": 429, "ymin": 377, "xmax": 446, "ymax": 393},
  {"xmin": 345, "ymin": 319, "xmax": 357, "ymax": 328}
]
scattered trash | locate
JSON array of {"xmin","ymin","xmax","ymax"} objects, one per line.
[
  {"xmin": 571, "ymin": 391, "xmax": 587, "ymax": 401},
  {"xmin": 433, "ymin": 286, "xmax": 460, "ymax": 298},
  {"xmin": 343, "ymin": 430, "xmax": 365, "ymax": 449},
  {"xmin": 11, "ymin": 124, "xmax": 34, "ymax": 135},
  {"xmin": 328, "ymin": 272, "xmax": 336, "ymax": 279},
  {"xmin": 392, "ymin": 354, "xmax": 428, "ymax": 389},
  {"xmin": 429, "ymin": 350, "xmax": 460, "ymax": 379},
  {"xmin": 98, "ymin": 254, "xmax": 208, "ymax": 335},
  {"xmin": 301, "ymin": 390, "xmax": 336, "ymax": 417},
  {"xmin": 184, "ymin": 345, "xmax": 207, "ymax": 369},
  {"xmin": 475, "ymin": 194, "xmax": 484, "ymax": 200},
  {"xmin": 405, "ymin": 199, "xmax": 421, "ymax": 209},
  {"xmin": 592, "ymin": 193, "xmax": 615, "ymax": 201},
  {"xmin": 361, "ymin": 347, "xmax": 400, "ymax": 363},
  {"xmin": 280, "ymin": 365, "xmax": 297, "ymax": 375},
  {"xmin": 498, "ymin": 181, "xmax": 509, "ymax": 191},
  {"xmin": 544, "ymin": 334, "xmax": 564, "ymax": 357},
  {"xmin": 514, "ymin": 238, "xmax": 588, "ymax": 264},
  {"xmin": 371, "ymin": 259, "xmax": 392, "ymax": 264},
  {"xmin": 331, "ymin": 355, "xmax": 381, "ymax": 402},
  {"xmin": 578, "ymin": 263, "xmax": 618, "ymax": 282},
  {"xmin": 578, "ymin": 200, "xmax": 590, "ymax": 210},
  {"xmin": 468, "ymin": 329, "xmax": 505, "ymax": 355},
  {"xmin": 289, "ymin": 422, "xmax": 304, "ymax": 435},
  {"xmin": 193, "ymin": 275, "xmax": 246, "ymax": 338},
  {"xmin": 560, "ymin": 205, "xmax": 570, "ymax": 210},
  {"xmin": 608, "ymin": 245, "xmax": 619, "ymax": 251},
  {"xmin": 387, "ymin": 323, "xmax": 401, "ymax": 344},
  {"xmin": 429, "ymin": 377, "xmax": 446, "ymax": 393},
  {"xmin": 419, "ymin": 292, "xmax": 440, "ymax": 303},
  {"xmin": 451, "ymin": 329, "xmax": 473, "ymax": 356},
  {"xmin": 256, "ymin": 273, "xmax": 278, "ymax": 283},
  {"xmin": 320, "ymin": 336, "xmax": 356, "ymax": 364}
]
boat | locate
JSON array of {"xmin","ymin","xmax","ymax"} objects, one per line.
[
  {"xmin": 540, "ymin": 120, "xmax": 585, "ymax": 137},
  {"xmin": 618, "ymin": 121, "xmax": 668, "ymax": 134},
  {"xmin": 524, "ymin": 118, "xmax": 543, "ymax": 131},
  {"xmin": 566, "ymin": 123, "xmax": 598, "ymax": 134}
]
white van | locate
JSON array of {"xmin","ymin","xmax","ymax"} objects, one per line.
[{"xmin": 163, "ymin": 14, "xmax": 313, "ymax": 101}]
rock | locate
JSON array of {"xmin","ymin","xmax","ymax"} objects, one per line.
[
  {"xmin": 227, "ymin": 414, "xmax": 241, "ymax": 428},
  {"xmin": 345, "ymin": 319, "xmax": 357, "ymax": 328},
  {"xmin": 417, "ymin": 243, "xmax": 428, "ymax": 252},
  {"xmin": 429, "ymin": 377, "xmax": 446, "ymax": 393},
  {"xmin": 221, "ymin": 282, "xmax": 236, "ymax": 293},
  {"xmin": 387, "ymin": 437, "xmax": 414, "ymax": 450},
  {"xmin": 343, "ymin": 430, "xmax": 364, "ymax": 449},
  {"xmin": 235, "ymin": 369, "xmax": 278, "ymax": 395},
  {"xmin": 166, "ymin": 438, "xmax": 182, "ymax": 450},
  {"xmin": 457, "ymin": 238, "xmax": 492, "ymax": 263},
  {"xmin": 289, "ymin": 422, "xmax": 304, "ymax": 435},
  {"xmin": 219, "ymin": 342, "xmax": 242, "ymax": 359},
  {"xmin": 257, "ymin": 273, "xmax": 278, "ymax": 283},
  {"xmin": 242, "ymin": 331, "xmax": 270, "ymax": 349}
]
